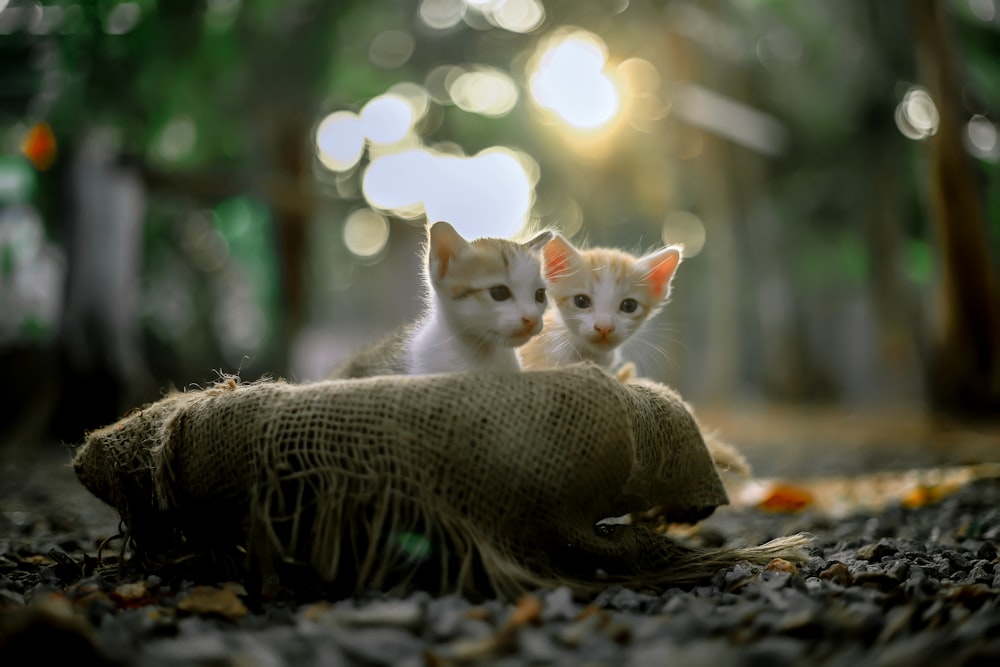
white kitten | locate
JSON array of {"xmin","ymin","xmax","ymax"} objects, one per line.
[
  {"xmin": 519, "ymin": 234, "xmax": 683, "ymax": 372},
  {"xmin": 331, "ymin": 221, "xmax": 552, "ymax": 378}
]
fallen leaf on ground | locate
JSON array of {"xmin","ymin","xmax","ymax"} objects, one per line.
[
  {"xmin": 758, "ymin": 484, "xmax": 814, "ymax": 512},
  {"xmin": 176, "ymin": 585, "xmax": 248, "ymax": 619}
]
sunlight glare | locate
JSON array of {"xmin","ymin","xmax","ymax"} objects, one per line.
[
  {"xmin": 362, "ymin": 147, "xmax": 533, "ymax": 239},
  {"xmin": 315, "ymin": 111, "xmax": 365, "ymax": 172},
  {"xmin": 528, "ymin": 30, "xmax": 621, "ymax": 130}
]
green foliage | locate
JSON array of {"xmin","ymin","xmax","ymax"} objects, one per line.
[{"xmin": 2, "ymin": 0, "xmax": 997, "ymax": 402}]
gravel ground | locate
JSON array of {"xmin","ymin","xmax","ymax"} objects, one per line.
[{"xmin": 1, "ymin": 443, "xmax": 999, "ymax": 666}]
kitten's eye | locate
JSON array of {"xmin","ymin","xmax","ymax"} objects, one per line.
[
  {"xmin": 534, "ymin": 288, "xmax": 547, "ymax": 304},
  {"xmin": 620, "ymin": 298, "xmax": 639, "ymax": 313},
  {"xmin": 489, "ymin": 285, "xmax": 512, "ymax": 301},
  {"xmin": 573, "ymin": 294, "xmax": 592, "ymax": 309}
]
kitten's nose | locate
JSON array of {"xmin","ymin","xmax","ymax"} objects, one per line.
[
  {"xmin": 522, "ymin": 316, "xmax": 538, "ymax": 329},
  {"xmin": 594, "ymin": 323, "xmax": 615, "ymax": 336}
]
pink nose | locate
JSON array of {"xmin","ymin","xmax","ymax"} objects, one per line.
[
  {"xmin": 594, "ymin": 323, "xmax": 614, "ymax": 336},
  {"xmin": 522, "ymin": 317, "xmax": 538, "ymax": 329}
]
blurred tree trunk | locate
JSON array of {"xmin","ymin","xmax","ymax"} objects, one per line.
[
  {"xmin": 862, "ymin": 137, "xmax": 924, "ymax": 405},
  {"xmin": 913, "ymin": 0, "xmax": 1000, "ymax": 416},
  {"xmin": 694, "ymin": 133, "xmax": 742, "ymax": 400},
  {"xmin": 268, "ymin": 115, "xmax": 312, "ymax": 344},
  {"xmin": 54, "ymin": 129, "xmax": 155, "ymax": 442},
  {"xmin": 735, "ymin": 159, "xmax": 811, "ymax": 401}
]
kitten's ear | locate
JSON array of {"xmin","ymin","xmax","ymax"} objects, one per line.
[
  {"xmin": 524, "ymin": 230, "xmax": 553, "ymax": 252},
  {"xmin": 428, "ymin": 221, "xmax": 470, "ymax": 280},
  {"xmin": 639, "ymin": 245, "xmax": 684, "ymax": 301},
  {"xmin": 541, "ymin": 234, "xmax": 582, "ymax": 283}
]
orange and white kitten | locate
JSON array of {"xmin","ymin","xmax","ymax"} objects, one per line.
[
  {"xmin": 332, "ymin": 221, "xmax": 551, "ymax": 378},
  {"xmin": 519, "ymin": 234, "xmax": 683, "ymax": 373}
]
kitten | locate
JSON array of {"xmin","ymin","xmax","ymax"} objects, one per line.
[
  {"xmin": 331, "ymin": 221, "xmax": 552, "ymax": 378},
  {"xmin": 519, "ymin": 234, "xmax": 683, "ymax": 373}
]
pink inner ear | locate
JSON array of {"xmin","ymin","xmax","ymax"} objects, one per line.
[
  {"xmin": 435, "ymin": 248, "xmax": 451, "ymax": 279},
  {"xmin": 430, "ymin": 222, "xmax": 463, "ymax": 279},
  {"xmin": 544, "ymin": 239, "xmax": 576, "ymax": 282},
  {"xmin": 646, "ymin": 250, "xmax": 682, "ymax": 300}
]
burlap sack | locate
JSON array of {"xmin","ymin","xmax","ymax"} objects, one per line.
[{"xmin": 74, "ymin": 364, "xmax": 808, "ymax": 599}]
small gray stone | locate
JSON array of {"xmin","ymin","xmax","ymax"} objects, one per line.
[
  {"xmin": 542, "ymin": 586, "xmax": 578, "ymax": 622},
  {"xmin": 328, "ymin": 626, "xmax": 425, "ymax": 666},
  {"xmin": 141, "ymin": 634, "xmax": 232, "ymax": 663},
  {"xmin": 856, "ymin": 542, "xmax": 898, "ymax": 562},
  {"xmin": 326, "ymin": 599, "xmax": 424, "ymax": 630},
  {"xmin": 517, "ymin": 627, "xmax": 560, "ymax": 662},
  {"xmin": 743, "ymin": 636, "xmax": 809, "ymax": 667},
  {"xmin": 976, "ymin": 541, "xmax": 997, "ymax": 561}
]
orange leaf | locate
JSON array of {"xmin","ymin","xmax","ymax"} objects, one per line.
[
  {"xmin": 21, "ymin": 122, "xmax": 57, "ymax": 170},
  {"xmin": 758, "ymin": 484, "xmax": 814, "ymax": 512}
]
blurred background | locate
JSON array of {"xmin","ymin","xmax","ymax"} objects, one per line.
[{"xmin": 1, "ymin": 0, "xmax": 998, "ymax": 453}]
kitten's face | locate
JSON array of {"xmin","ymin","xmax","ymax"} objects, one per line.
[
  {"xmin": 542, "ymin": 236, "xmax": 683, "ymax": 354},
  {"xmin": 427, "ymin": 222, "xmax": 551, "ymax": 347}
]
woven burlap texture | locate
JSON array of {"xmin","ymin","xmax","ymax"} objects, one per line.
[{"xmin": 74, "ymin": 364, "xmax": 808, "ymax": 599}]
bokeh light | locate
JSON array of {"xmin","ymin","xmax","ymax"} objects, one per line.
[
  {"xmin": 369, "ymin": 30, "xmax": 415, "ymax": 69},
  {"xmin": 528, "ymin": 29, "xmax": 621, "ymax": 130},
  {"xmin": 104, "ymin": 2, "xmax": 141, "ymax": 35},
  {"xmin": 467, "ymin": 0, "xmax": 545, "ymax": 33},
  {"xmin": 315, "ymin": 111, "xmax": 365, "ymax": 172},
  {"xmin": 0, "ymin": 157, "xmax": 35, "ymax": 202},
  {"xmin": 966, "ymin": 114, "xmax": 998, "ymax": 160},
  {"xmin": 968, "ymin": 0, "xmax": 995, "ymax": 21},
  {"xmin": 618, "ymin": 57, "xmax": 669, "ymax": 132},
  {"xmin": 143, "ymin": 267, "xmax": 196, "ymax": 342},
  {"xmin": 424, "ymin": 65, "xmax": 462, "ymax": 105},
  {"xmin": 448, "ymin": 67, "xmax": 519, "ymax": 117},
  {"xmin": 388, "ymin": 82, "xmax": 431, "ymax": 124},
  {"xmin": 343, "ymin": 208, "xmax": 391, "ymax": 259},
  {"xmin": 362, "ymin": 146, "xmax": 533, "ymax": 239},
  {"xmin": 213, "ymin": 271, "xmax": 267, "ymax": 357},
  {"xmin": 0, "ymin": 204, "xmax": 64, "ymax": 343},
  {"xmin": 205, "ymin": 0, "xmax": 240, "ymax": 31},
  {"xmin": 662, "ymin": 211, "xmax": 706, "ymax": 258},
  {"xmin": 153, "ymin": 115, "xmax": 197, "ymax": 164},
  {"xmin": 419, "ymin": 0, "xmax": 465, "ymax": 30},
  {"xmin": 895, "ymin": 86, "xmax": 939, "ymax": 140},
  {"xmin": 360, "ymin": 94, "xmax": 414, "ymax": 145}
]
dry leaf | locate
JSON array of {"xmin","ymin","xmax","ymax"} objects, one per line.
[
  {"xmin": 176, "ymin": 585, "xmax": 248, "ymax": 619},
  {"xmin": 504, "ymin": 595, "xmax": 542, "ymax": 629},
  {"xmin": 758, "ymin": 484, "xmax": 814, "ymax": 512},
  {"xmin": 110, "ymin": 581, "xmax": 153, "ymax": 608}
]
